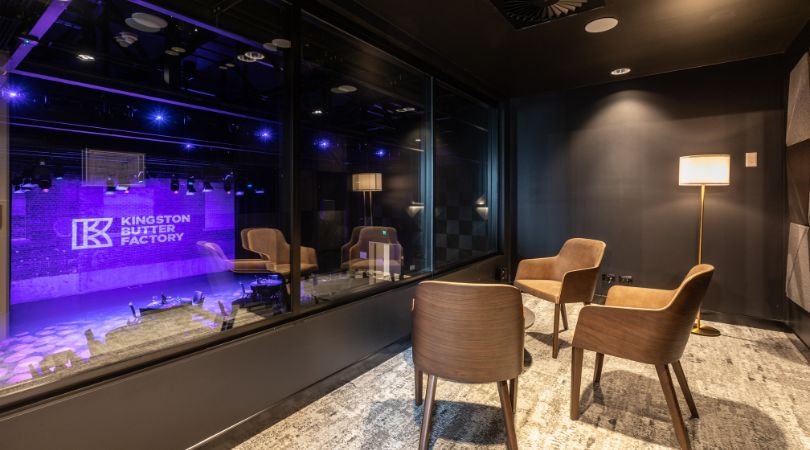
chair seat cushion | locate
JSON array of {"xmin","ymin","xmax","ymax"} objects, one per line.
[{"xmin": 514, "ymin": 279, "xmax": 562, "ymax": 303}]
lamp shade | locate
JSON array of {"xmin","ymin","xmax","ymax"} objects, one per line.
[
  {"xmin": 678, "ymin": 154, "xmax": 730, "ymax": 186},
  {"xmin": 352, "ymin": 173, "xmax": 382, "ymax": 192}
]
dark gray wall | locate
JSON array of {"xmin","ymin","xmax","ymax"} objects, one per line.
[
  {"xmin": 0, "ymin": 255, "xmax": 505, "ymax": 450},
  {"xmin": 512, "ymin": 57, "xmax": 787, "ymax": 320}
]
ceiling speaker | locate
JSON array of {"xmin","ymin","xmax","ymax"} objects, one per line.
[{"xmin": 491, "ymin": 0, "xmax": 606, "ymax": 29}]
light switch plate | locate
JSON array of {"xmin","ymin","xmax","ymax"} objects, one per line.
[{"xmin": 745, "ymin": 152, "xmax": 758, "ymax": 167}]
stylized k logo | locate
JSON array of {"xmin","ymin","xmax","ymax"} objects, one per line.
[{"xmin": 72, "ymin": 218, "xmax": 114, "ymax": 250}]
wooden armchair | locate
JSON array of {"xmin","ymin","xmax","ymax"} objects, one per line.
[
  {"xmin": 413, "ymin": 281, "xmax": 524, "ymax": 450},
  {"xmin": 514, "ymin": 238, "xmax": 606, "ymax": 358},
  {"xmin": 243, "ymin": 228, "xmax": 318, "ymax": 277},
  {"xmin": 570, "ymin": 264, "xmax": 715, "ymax": 450}
]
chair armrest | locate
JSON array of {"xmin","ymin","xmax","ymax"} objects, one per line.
[
  {"xmin": 605, "ymin": 285, "xmax": 674, "ymax": 309},
  {"xmin": 515, "ymin": 257, "xmax": 557, "ymax": 281},
  {"xmin": 301, "ymin": 246, "xmax": 318, "ymax": 267},
  {"xmin": 560, "ymin": 266, "xmax": 600, "ymax": 303},
  {"xmin": 573, "ymin": 304, "xmax": 687, "ymax": 365}
]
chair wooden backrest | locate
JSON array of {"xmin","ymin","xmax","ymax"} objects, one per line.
[
  {"xmin": 349, "ymin": 226, "xmax": 403, "ymax": 262},
  {"xmin": 245, "ymin": 228, "xmax": 290, "ymax": 264},
  {"xmin": 573, "ymin": 264, "xmax": 715, "ymax": 365},
  {"xmin": 553, "ymin": 238, "xmax": 606, "ymax": 280},
  {"xmin": 412, "ymin": 281, "xmax": 524, "ymax": 383}
]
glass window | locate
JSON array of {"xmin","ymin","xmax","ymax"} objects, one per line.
[
  {"xmin": 0, "ymin": 0, "xmax": 290, "ymax": 397},
  {"xmin": 434, "ymin": 83, "xmax": 499, "ymax": 268},
  {"xmin": 298, "ymin": 15, "xmax": 431, "ymax": 306}
]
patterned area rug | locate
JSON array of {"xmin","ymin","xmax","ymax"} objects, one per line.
[{"xmin": 234, "ymin": 294, "xmax": 810, "ymax": 449}]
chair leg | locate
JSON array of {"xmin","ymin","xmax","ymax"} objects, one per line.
[
  {"xmin": 497, "ymin": 380, "xmax": 518, "ymax": 450},
  {"xmin": 419, "ymin": 374, "xmax": 438, "ymax": 450},
  {"xmin": 415, "ymin": 368, "xmax": 423, "ymax": 406},
  {"xmin": 593, "ymin": 353, "xmax": 604, "ymax": 385},
  {"xmin": 655, "ymin": 364, "xmax": 691, "ymax": 450},
  {"xmin": 509, "ymin": 378, "xmax": 518, "ymax": 415},
  {"xmin": 560, "ymin": 303, "xmax": 569, "ymax": 331},
  {"xmin": 671, "ymin": 361, "xmax": 699, "ymax": 418},
  {"xmin": 552, "ymin": 304, "xmax": 561, "ymax": 358},
  {"xmin": 571, "ymin": 347, "xmax": 584, "ymax": 420}
]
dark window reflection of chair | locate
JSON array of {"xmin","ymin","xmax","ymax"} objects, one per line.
[
  {"xmin": 413, "ymin": 281, "xmax": 524, "ymax": 450},
  {"xmin": 570, "ymin": 264, "xmax": 715, "ymax": 450},
  {"xmin": 244, "ymin": 228, "xmax": 319, "ymax": 277},
  {"xmin": 340, "ymin": 226, "xmax": 365, "ymax": 271},
  {"xmin": 196, "ymin": 240, "xmax": 269, "ymax": 273},
  {"xmin": 344, "ymin": 226, "xmax": 403, "ymax": 278}
]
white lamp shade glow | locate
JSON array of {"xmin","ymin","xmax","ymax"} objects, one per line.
[
  {"xmin": 352, "ymin": 173, "xmax": 382, "ymax": 192},
  {"xmin": 679, "ymin": 154, "xmax": 730, "ymax": 186}
]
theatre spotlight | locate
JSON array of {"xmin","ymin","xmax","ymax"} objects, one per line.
[
  {"xmin": 38, "ymin": 177, "xmax": 51, "ymax": 192},
  {"xmin": 12, "ymin": 176, "xmax": 24, "ymax": 194},
  {"xmin": 105, "ymin": 177, "xmax": 117, "ymax": 195},
  {"xmin": 235, "ymin": 179, "xmax": 246, "ymax": 197},
  {"xmin": 186, "ymin": 177, "xmax": 197, "ymax": 195},
  {"xmin": 203, "ymin": 180, "xmax": 214, "ymax": 192},
  {"xmin": 171, "ymin": 175, "xmax": 180, "ymax": 194},
  {"xmin": 254, "ymin": 186, "xmax": 265, "ymax": 194},
  {"xmin": 223, "ymin": 173, "xmax": 233, "ymax": 194},
  {"xmin": 54, "ymin": 165, "xmax": 64, "ymax": 180}
]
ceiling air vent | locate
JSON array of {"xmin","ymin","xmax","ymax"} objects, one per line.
[{"xmin": 491, "ymin": 0, "xmax": 606, "ymax": 30}]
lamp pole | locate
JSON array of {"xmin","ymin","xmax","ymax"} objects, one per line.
[{"xmin": 692, "ymin": 183, "xmax": 720, "ymax": 336}]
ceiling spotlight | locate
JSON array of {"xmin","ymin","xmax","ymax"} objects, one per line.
[
  {"xmin": 183, "ymin": 143, "xmax": 194, "ymax": 151},
  {"xmin": 257, "ymin": 129, "xmax": 272, "ymax": 141},
  {"xmin": 263, "ymin": 42, "xmax": 278, "ymax": 52},
  {"xmin": 77, "ymin": 53, "xmax": 95, "ymax": 61},
  {"xmin": 254, "ymin": 186, "xmax": 265, "ymax": 195},
  {"xmin": 218, "ymin": 65, "xmax": 229, "ymax": 70},
  {"xmin": 237, "ymin": 54, "xmax": 256, "ymax": 63},
  {"xmin": 585, "ymin": 17, "xmax": 619, "ymax": 33},
  {"xmin": 415, "ymin": 138, "xmax": 422, "ymax": 143},
  {"xmin": 395, "ymin": 106, "xmax": 416, "ymax": 113},
  {"xmin": 315, "ymin": 138, "xmax": 331, "ymax": 150},
  {"xmin": 312, "ymin": 109, "xmax": 324, "ymax": 116},
  {"xmin": 165, "ymin": 50, "xmax": 180, "ymax": 56},
  {"xmin": 374, "ymin": 148, "xmax": 387, "ymax": 158},
  {"xmin": 203, "ymin": 180, "xmax": 214, "ymax": 192},
  {"xmin": 610, "ymin": 67, "xmax": 631, "ymax": 76},
  {"xmin": 170, "ymin": 175, "xmax": 180, "ymax": 193},
  {"xmin": 170, "ymin": 46, "xmax": 186, "ymax": 53},
  {"xmin": 225, "ymin": 62, "xmax": 235, "ymax": 68},
  {"xmin": 38, "ymin": 178, "xmax": 51, "ymax": 192}
]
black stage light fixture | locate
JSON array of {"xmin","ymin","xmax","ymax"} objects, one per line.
[
  {"xmin": 203, "ymin": 180, "xmax": 214, "ymax": 192},
  {"xmin": 223, "ymin": 173, "xmax": 233, "ymax": 194},
  {"xmin": 105, "ymin": 176, "xmax": 117, "ymax": 195},
  {"xmin": 171, "ymin": 174, "xmax": 180, "ymax": 193},
  {"xmin": 186, "ymin": 176, "xmax": 197, "ymax": 195}
]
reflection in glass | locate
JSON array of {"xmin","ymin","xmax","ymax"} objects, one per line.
[
  {"xmin": 0, "ymin": 0, "xmax": 290, "ymax": 396},
  {"xmin": 299, "ymin": 15, "xmax": 430, "ymax": 305},
  {"xmin": 434, "ymin": 84, "xmax": 499, "ymax": 268}
]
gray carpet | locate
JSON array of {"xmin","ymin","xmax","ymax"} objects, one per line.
[{"xmin": 233, "ymin": 295, "xmax": 810, "ymax": 449}]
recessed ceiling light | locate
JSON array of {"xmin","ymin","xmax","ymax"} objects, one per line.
[
  {"xmin": 170, "ymin": 46, "xmax": 186, "ymax": 53},
  {"xmin": 331, "ymin": 85, "xmax": 357, "ymax": 94},
  {"xmin": 312, "ymin": 109, "xmax": 324, "ymax": 115},
  {"xmin": 611, "ymin": 67, "xmax": 631, "ymax": 76},
  {"xmin": 244, "ymin": 51, "xmax": 265, "ymax": 61},
  {"xmin": 225, "ymin": 62, "xmax": 235, "ymax": 68},
  {"xmin": 77, "ymin": 54, "xmax": 95, "ymax": 61},
  {"xmin": 585, "ymin": 17, "xmax": 619, "ymax": 33},
  {"xmin": 395, "ymin": 107, "xmax": 416, "ymax": 113},
  {"xmin": 271, "ymin": 38, "xmax": 292, "ymax": 49},
  {"xmin": 165, "ymin": 49, "xmax": 179, "ymax": 56},
  {"xmin": 218, "ymin": 65, "xmax": 229, "ymax": 70},
  {"xmin": 263, "ymin": 42, "xmax": 278, "ymax": 52},
  {"xmin": 237, "ymin": 54, "xmax": 256, "ymax": 63}
]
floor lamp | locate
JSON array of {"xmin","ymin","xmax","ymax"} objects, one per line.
[
  {"xmin": 679, "ymin": 154, "xmax": 730, "ymax": 337},
  {"xmin": 352, "ymin": 173, "xmax": 382, "ymax": 226}
]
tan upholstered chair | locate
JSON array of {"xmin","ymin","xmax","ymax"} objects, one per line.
[
  {"xmin": 243, "ymin": 228, "xmax": 318, "ymax": 277},
  {"xmin": 413, "ymin": 281, "xmax": 524, "ymax": 450},
  {"xmin": 345, "ymin": 226, "xmax": 403, "ymax": 276},
  {"xmin": 197, "ymin": 241, "xmax": 269, "ymax": 273},
  {"xmin": 570, "ymin": 264, "xmax": 715, "ymax": 450},
  {"xmin": 340, "ymin": 226, "xmax": 366, "ymax": 270},
  {"xmin": 514, "ymin": 238, "xmax": 606, "ymax": 358}
]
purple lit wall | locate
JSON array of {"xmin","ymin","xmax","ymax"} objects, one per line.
[{"xmin": 10, "ymin": 177, "xmax": 235, "ymax": 304}]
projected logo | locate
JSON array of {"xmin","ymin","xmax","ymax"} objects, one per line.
[
  {"xmin": 71, "ymin": 215, "xmax": 191, "ymax": 250},
  {"xmin": 71, "ymin": 218, "xmax": 114, "ymax": 250}
]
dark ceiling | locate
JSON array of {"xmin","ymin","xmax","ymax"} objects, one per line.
[{"xmin": 353, "ymin": 0, "xmax": 810, "ymax": 97}]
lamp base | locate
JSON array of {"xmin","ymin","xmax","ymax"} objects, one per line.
[{"xmin": 691, "ymin": 324, "xmax": 721, "ymax": 337}]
